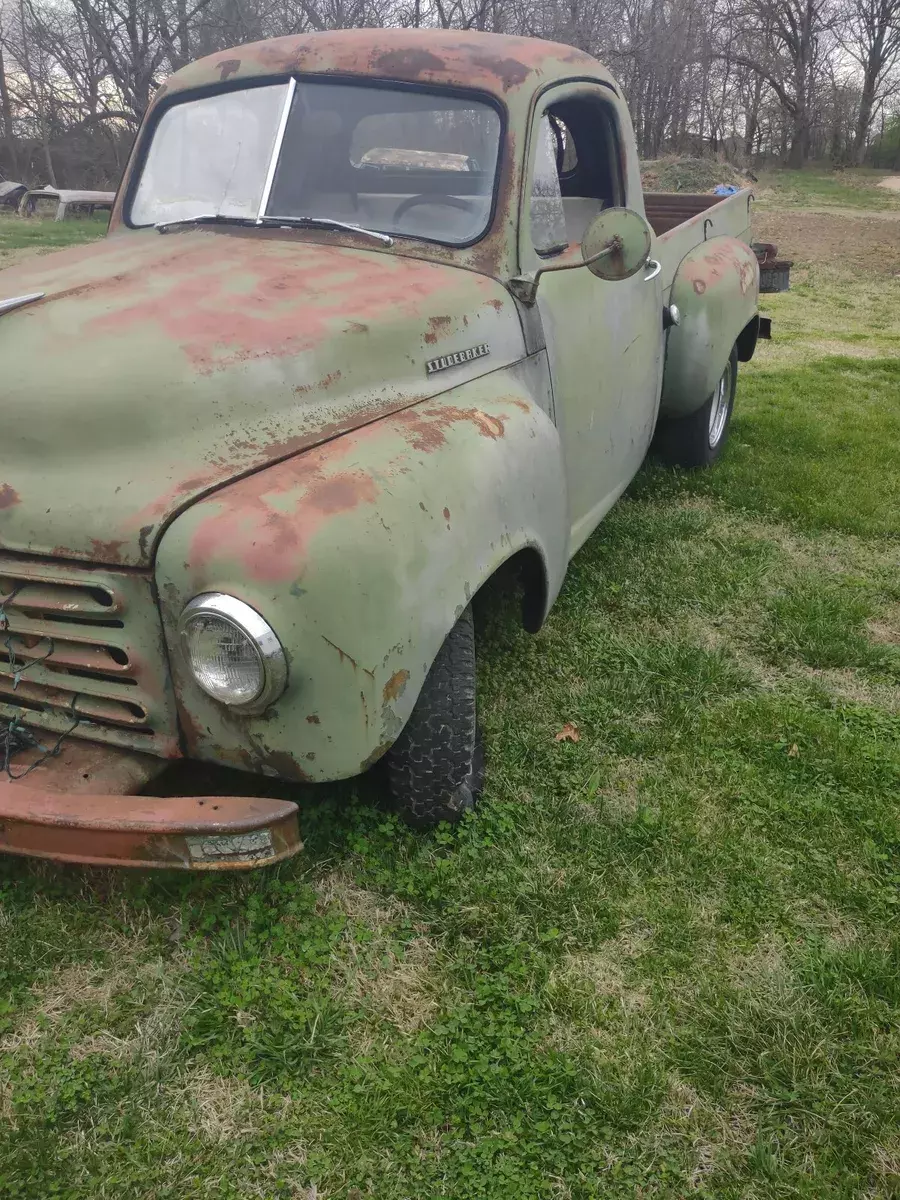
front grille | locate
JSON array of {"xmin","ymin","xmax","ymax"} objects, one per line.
[{"xmin": 0, "ymin": 554, "xmax": 179, "ymax": 757}]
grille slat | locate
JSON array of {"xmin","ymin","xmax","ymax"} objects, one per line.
[
  {"xmin": 0, "ymin": 580, "xmax": 119, "ymax": 618},
  {"xmin": 0, "ymin": 612, "xmax": 126, "ymax": 643},
  {"xmin": 0, "ymin": 554, "xmax": 180, "ymax": 757},
  {"xmin": 0, "ymin": 658, "xmax": 147, "ymax": 704},
  {"xmin": 0, "ymin": 676, "xmax": 150, "ymax": 728},
  {"xmin": 3, "ymin": 632, "xmax": 133, "ymax": 677}
]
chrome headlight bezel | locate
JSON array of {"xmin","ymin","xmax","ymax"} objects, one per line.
[{"xmin": 178, "ymin": 593, "xmax": 288, "ymax": 713}]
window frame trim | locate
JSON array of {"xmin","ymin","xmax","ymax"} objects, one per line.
[
  {"xmin": 123, "ymin": 73, "xmax": 508, "ymax": 252},
  {"xmin": 519, "ymin": 77, "xmax": 626, "ymax": 272}
]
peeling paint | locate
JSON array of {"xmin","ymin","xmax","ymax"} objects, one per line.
[
  {"xmin": 383, "ymin": 669, "xmax": 410, "ymax": 703},
  {"xmin": 0, "ymin": 231, "xmax": 520, "ymax": 567}
]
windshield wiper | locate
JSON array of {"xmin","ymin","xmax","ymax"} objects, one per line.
[
  {"xmin": 155, "ymin": 211, "xmax": 394, "ymax": 247},
  {"xmin": 155, "ymin": 213, "xmax": 252, "ymax": 234},
  {"xmin": 258, "ymin": 214, "xmax": 393, "ymax": 247}
]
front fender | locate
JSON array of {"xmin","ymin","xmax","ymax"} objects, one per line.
[
  {"xmin": 659, "ymin": 236, "xmax": 759, "ymax": 418},
  {"xmin": 155, "ymin": 358, "xmax": 568, "ymax": 782}
]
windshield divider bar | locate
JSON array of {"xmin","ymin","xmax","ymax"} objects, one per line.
[{"xmin": 257, "ymin": 77, "xmax": 296, "ymax": 224}]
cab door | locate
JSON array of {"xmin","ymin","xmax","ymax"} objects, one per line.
[{"xmin": 521, "ymin": 87, "xmax": 663, "ymax": 551}]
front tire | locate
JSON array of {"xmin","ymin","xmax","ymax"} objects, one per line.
[
  {"xmin": 385, "ymin": 608, "xmax": 484, "ymax": 829},
  {"xmin": 653, "ymin": 346, "xmax": 738, "ymax": 469}
]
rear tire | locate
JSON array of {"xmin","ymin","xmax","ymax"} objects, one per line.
[
  {"xmin": 653, "ymin": 346, "xmax": 738, "ymax": 469},
  {"xmin": 385, "ymin": 608, "xmax": 484, "ymax": 829}
]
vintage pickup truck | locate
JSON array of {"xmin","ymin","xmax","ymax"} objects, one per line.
[{"xmin": 0, "ymin": 29, "xmax": 767, "ymax": 870}]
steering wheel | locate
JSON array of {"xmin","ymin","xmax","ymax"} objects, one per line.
[{"xmin": 393, "ymin": 193, "xmax": 477, "ymax": 221}]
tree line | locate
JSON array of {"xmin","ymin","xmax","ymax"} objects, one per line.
[{"xmin": 1, "ymin": 0, "xmax": 898, "ymax": 189}]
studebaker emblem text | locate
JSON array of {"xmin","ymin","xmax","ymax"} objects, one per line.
[{"xmin": 426, "ymin": 343, "xmax": 490, "ymax": 375}]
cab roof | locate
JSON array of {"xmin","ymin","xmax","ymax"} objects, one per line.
[{"xmin": 159, "ymin": 28, "xmax": 616, "ymax": 104}]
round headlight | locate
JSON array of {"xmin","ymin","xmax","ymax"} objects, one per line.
[{"xmin": 178, "ymin": 594, "xmax": 287, "ymax": 711}]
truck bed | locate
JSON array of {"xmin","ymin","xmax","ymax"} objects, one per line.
[{"xmin": 646, "ymin": 189, "xmax": 754, "ymax": 293}]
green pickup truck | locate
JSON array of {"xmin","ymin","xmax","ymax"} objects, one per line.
[{"xmin": 0, "ymin": 29, "xmax": 767, "ymax": 869}]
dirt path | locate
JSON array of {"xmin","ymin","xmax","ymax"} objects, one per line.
[
  {"xmin": 753, "ymin": 208, "xmax": 900, "ymax": 274},
  {"xmin": 877, "ymin": 175, "xmax": 900, "ymax": 191}
]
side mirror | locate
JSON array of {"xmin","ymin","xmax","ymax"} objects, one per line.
[
  {"xmin": 508, "ymin": 206, "xmax": 654, "ymax": 304},
  {"xmin": 581, "ymin": 208, "xmax": 653, "ymax": 281}
]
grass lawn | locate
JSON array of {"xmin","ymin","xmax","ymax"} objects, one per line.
[
  {"xmin": 754, "ymin": 165, "xmax": 900, "ymax": 211},
  {"xmin": 1, "ymin": 182, "xmax": 899, "ymax": 1199},
  {"xmin": 0, "ymin": 213, "xmax": 108, "ymax": 269}
]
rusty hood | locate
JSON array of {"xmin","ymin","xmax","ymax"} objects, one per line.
[{"xmin": 0, "ymin": 228, "xmax": 522, "ymax": 567}]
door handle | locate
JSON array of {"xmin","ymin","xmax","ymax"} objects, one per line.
[{"xmin": 643, "ymin": 259, "xmax": 661, "ymax": 281}]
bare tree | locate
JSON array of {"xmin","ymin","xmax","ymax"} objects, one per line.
[
  {"xmin": 840, "ymin": 0, "xmax": 900, "ymax": 160},
  {"xmin": 720, "ymin": 0, "xmax": 839, "ymax": 165},
  {"xmin": 0, "ymin": 37, "xmax": 19, "ymax": 176},
  {"xmin": 1, "ymin": 0, "xmax": 895, "ymax": 186}
]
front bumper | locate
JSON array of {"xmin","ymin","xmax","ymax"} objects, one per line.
[{"xmin": 0, "ymin": 740, "xmax": 301, "ymax": 870}]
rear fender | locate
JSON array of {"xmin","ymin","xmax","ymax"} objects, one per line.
[
  {"xmin": 155, "ymin": 359, "xmax": 568, "ymax": 783},
  {"xmin": 659, "ymin": 236, "xmax": 759, "ymax": 419}
]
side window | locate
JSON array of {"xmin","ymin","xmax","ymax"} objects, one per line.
[
  {"xmin": 529, "ymin": 115, "xmax": 567, "ymax": 256},
  {"xmin": 530, "ymin": 94, "xmax": 627, "ymax": 252}
]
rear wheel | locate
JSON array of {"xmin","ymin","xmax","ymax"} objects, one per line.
[
  {"xmin": 385, "ymin": 608, "xmax": 484, "ymax": 828},
  {"xmin": 654, "ymin": 346, "xmax": 738, "ymax": 469}
]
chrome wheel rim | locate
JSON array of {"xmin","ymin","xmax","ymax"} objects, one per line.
[{"xmin": 708, "ymin": 361, "xmax": 732, "ymax": 449}]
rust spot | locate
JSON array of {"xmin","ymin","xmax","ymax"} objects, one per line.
[
  {"xmin": 255, "ymin": 748, "xmax": 312, "ymax": 783},
  {"xmin": 217, "ymin": 58, "xmax": 241, "ymax": 80},
  {"xmin": 465, "ymin": 410, "xmax": 505, "ymax": 439},
  {"xmin": 442, "ymin": 506, "xmax": 451, "ymax": 521},
  {"xmin": 423, "ymin": 315, "xmax": 453, "ymax": 344},
  {"xmin": 737, "ymin": 258, "xmax": 755, "ymax": 295},
  {"xmin": 189, "ymin": 456, "xmax": 379, "ymax": 584},
  {"xmin": 511, "ymin": 398, "xmax": 530, "ymax": 413},
  {"xmin": 138, "ymin": 524, "xmax": 155, "ymax": 561},
  {"xmin": 693, "ymin": 279, "xmax": 707, "ymax": 295},
  {"xmin": 485, "ymin": 298, "xmax": 504, "ymax": 311},
  {"xmin": 88, "ymin": 235, "xmax": 461, "ymax": 375},
  {"xmin": 470, "ymin": 53, "xmax": 530, "ymax": 90},
  {"xmin": 306, "ymin": 714, "xmax": 321, "ymax": 724},
  {"xmin": 0, "ymin": 484, "xmax": 20, "ymax": 509},
  {"xmin": 322, "ymin": 635, "xmax": 359, "ymax": 671},
  {"xmin": 360, "ymin": 740, "xmax": 393, "ymax": 772},
  {"xmin": 394, "ymin": 405, "xmax": 507, "ymax": 453},
  {"xmin": 88, "ymin": 537, "xmax": 126, "ymax": 560},
  {"xmin": 383, "ymin": 669, "xmax": 410, "ymax": 703},
  {"xmin": 372, "ymin": 47, "xmax": 446, "ymax": 78},
  {"xmin": 176, "ymin": 476, "xmax": 210, "ymax": 495},
  {"xmin": 345, "ymin": 321, "xmax": 368, "ymax": 334}
]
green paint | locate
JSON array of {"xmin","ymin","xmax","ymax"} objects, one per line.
[{"xmin": 0, "ymin": 31, "xmax": 760, "ymax": 785}]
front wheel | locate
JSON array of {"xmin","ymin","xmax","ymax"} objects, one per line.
[
  {"xmin": 653, "ymin": 346, "xmax": 738, "ymax": 469},
  {"xmin": 385, "ymin": 608, "xmax": 484, "ymax": 829}
]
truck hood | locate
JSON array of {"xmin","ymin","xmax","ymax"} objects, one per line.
[{"xmin": 0, "ymin": 228, "xmax": 522, "ymax": 567}]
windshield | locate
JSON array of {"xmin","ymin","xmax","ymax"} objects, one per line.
[{"xmin": 130, "ymin": 80, "xmax": 502, "ymax": 246}]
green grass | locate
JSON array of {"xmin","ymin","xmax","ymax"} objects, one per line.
[
  {"xmin": 0, "ymin": 212, "xmax": 108, "ymax": 264},
  {"xmin": 755, "ymin": 166, "xmax": 900, "ymax": 211},
  {"xmin": 753, "ymin": 266, "xmax": 900, "ymax": 352},
  {"xmin": 2, "ymin": 205, "xmax": 900, "ymax": 1200}
]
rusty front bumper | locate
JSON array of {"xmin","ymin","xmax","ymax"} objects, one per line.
[{"xmin": 0, "ymin": 741, "xmax": 301, "ymax": 870}]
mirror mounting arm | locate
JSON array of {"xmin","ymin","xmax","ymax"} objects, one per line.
[{"xmin": 507, "ymin": 240, "xmax": 619, "ymax": 306}]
